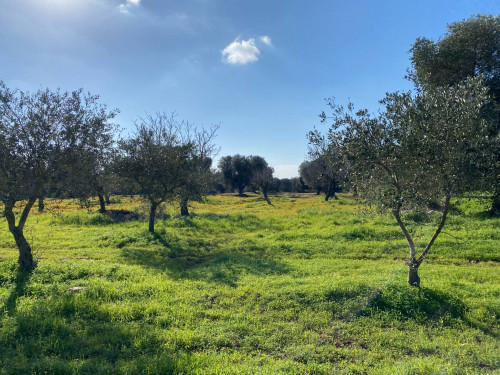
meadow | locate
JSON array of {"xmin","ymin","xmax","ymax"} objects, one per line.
[{"xmin": 0, "ymin": 193, "xmax": 498, "ymax": 374}]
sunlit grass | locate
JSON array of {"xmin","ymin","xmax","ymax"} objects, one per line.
[{"xmin": 0, "ymin": 193, "xmax": 498, "ymax": 374}]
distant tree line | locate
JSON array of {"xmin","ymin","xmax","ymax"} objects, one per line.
[{"xmin": 216, "ymin": 154, "xmax": 313, "ymax": 203}]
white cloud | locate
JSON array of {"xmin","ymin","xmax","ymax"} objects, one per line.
[
  {"xmin": 260, "ymin": 35, "xmax": 272, "ymax": 46},
  {"xmin": 221, "ymin": 38, "xmax": 260, "ymax": 65},
  {"xmin": 221, "ymin": 35, "xmax": 273, "ymax": 65},
  {"xmin": 118, "ymin": 0, "xmax": 141, "ymax": 14}
]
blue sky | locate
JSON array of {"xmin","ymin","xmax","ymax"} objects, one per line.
[{"xmin": 1, "ymin": 0, "xmax": 499, "ymax": 178}]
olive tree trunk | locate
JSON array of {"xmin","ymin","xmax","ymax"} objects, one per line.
[
  {"xmin": 393, "ymin": 196, "xmax": 450, "ymax": 287},
  {"xmin": 97, "ymin": 193, "xmax": 107, "ymax": 213},
  {"xmin": 407, "ymin": 264, "xmax": 421, "ymax": 287},
  {"xmin": 4, "ymin": 198, "xmax": 37, "ymax": 270},
  {"xmin": 148, "ymin": 200, "xmax": 159, "ymax": 233},
  {"xmin": 325, "ymin": 192, "xmax": 337, "ymax": 201},
  {"xmin": 262, "ymin": 190, "xmax": 272, "ymax": 205},
  {"xmin": 180, "ymin": 197, "xmax": 189, "ymax": 216},
  {"xmin": 38, "ymin": 197, "xmax": 44, "ymax": 212},
  {"xmin": 11, "ymin": 227, "xmax": 34, "ymax": 270},
  {"xmin": 489, "ymin": 191, "xmax": 500, "ymax": 216}
]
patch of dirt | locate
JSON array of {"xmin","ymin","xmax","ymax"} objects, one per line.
[
  {"xmin": 319, "ymin": 332, "xmax": 356, "ymax": 348},
  {"xmin": 68, "ymin": 286, "xmax": 87, "ymax": 293}
]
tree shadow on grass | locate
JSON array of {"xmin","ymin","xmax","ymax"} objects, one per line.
[
  {"xmin": 1, "ymin": 266, "xmax": 33, "ymax": 316},
  {"xmin": 121, "ymin": 233, "xmax": 291, "ymax": 287},
  {"xmin": 362, "ymin": 284, "xmax": 467, "ymax": 321},
  {"xmin": 0, "ymin": 289, "xmax": 194, "ymax": 374},
  {"xmin": 359, "ymin": 283, "xmax": 499, "ymax": 338}
]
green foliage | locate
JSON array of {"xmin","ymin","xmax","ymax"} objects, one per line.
[{"xmin": 409, "ymin": 14, "xmax": 500, "ymax": 215}]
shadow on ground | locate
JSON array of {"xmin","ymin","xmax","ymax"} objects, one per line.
[
  {"xmin": 360, "ymin": 283, "xmax": 467, "ymax": 322},
  {"xmin": 0, "ymin": 285, "xmax": 193, "ymax": 374},
  {"xmin": 120, "ymin": 232, "xmax": 291, "ymax": 287},
  {"xmin": 1, "ymin": 266, "xmax": 32, "ymax": 316},
  {"xmin": 357, "ymin": 283, "xmax": 499, "ymax": 338}
]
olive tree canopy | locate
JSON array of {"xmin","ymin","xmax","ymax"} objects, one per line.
[
  {"xmin": 218, "ymin": 154, "xmax": 253, "ymax": 196},
  {"xmin": 0, "ymin": 81, "xmax": 117, "ymax": 269},
  {"xmin": 410, "ymin": 14, "xmax": 500, "ymax": 214},
  {"xmin": 115, "ymin": 113, "xmax": 193, "ymax": 233},
  {"xmin": 319, "ymin": 77, "xmax": 496, "ymax": 286},
  {"xmin": 249, "ymin": 155, "xmax": 274, "ymax": 205},
  {"xmin": 299, "ymin": 151, "xmax": 345, "ymax": 201},
  {"xmin": 177, "ymin": 123, "xmax": 219, "ymax": 216}
]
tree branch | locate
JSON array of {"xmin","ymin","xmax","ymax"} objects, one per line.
[
  {"xmin": 18, "ymin": 197, "xmax": 37, "ymax": 231},
  {"xmin": 3, "ymin": 201, "xmax": 17, "ymax": 233},
  {"xmin": 417, "ymin": 195, "xmax": 451, "ymax": 264},
  {"xmin": 392, "ymin": 207, "xmax": 416, "ymax": 259},
  {"xmin": 373, "ymin": 160, "xmax": 418, "ymax": 261}
]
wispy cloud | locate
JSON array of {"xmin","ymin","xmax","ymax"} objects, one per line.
[
  {"xmin": 260, "ymin": 35, "xmax": 272, "ymax": 46},
  {"xmin": 118, "ymin": 0, "xmax": 141, "ymax": 14},
  {"xmin": 221, "ymin": 35, "xmax": 272, "ymax": 65}
]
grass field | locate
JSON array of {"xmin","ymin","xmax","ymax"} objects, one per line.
[{"xmin": 0, "ymin": 193, "xmax": 499, "ymax": 374}]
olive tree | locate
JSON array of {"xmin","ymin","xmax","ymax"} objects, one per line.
[
  {"xmin": 177, "ymin": 124, "xmax": 219, "ymax": 216},
  {"xmin": 63, "ymin": 125, "xmax": 118, "ymax": 213},
  {"xmin": 319, "ymin": 78, "xmax": 495, "ymax": 286},
  {"xmin": 218, "ymin": 154, "xmax": 253, "ymax": 196},
  {"xmin": 0, "ymin": 81, "xmax": 117, "ymax": 269},
  {"xmin": 249, "ymin": 155, "xmax": 274, "ymax": 205},
  {"xmin": 115, "ymin": 113, "xmax": 193, "ymax": 233},
  {"xmin": 410, "ymin": 14, "xmax": 500, "ymax": 214},
  {"xmin": 299, "ymin": 154, "xmax": 345, "ymax": 201},
  {"xmin": 299, "ymin": 159, "xmax": 323, "ymax": 195}
]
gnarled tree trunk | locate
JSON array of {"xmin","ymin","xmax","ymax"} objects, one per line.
[
  {"xmin": 489, "ymin": 191, "xmax": 500, "ymax": 216},
  {"xmin": 325, "ymin": 191, "xmax": 337, "ymax": 201},
  {"xmin": 97, "ymin": 193, "xmax": 107, "ymax": 213},
  {"xmin": 148, "ymin": 200, "xmax": 159, "ymax": 233},
  {"xmin": 263, "ymin": 190, "xmax": 272, "ymax": 205},
  {"xmin": 38, "ymin": 197, "xmax": 44, "ymax": 212},
  {"xmin": 407, "ymin": 260, "xmax": 421, "ymax": 287},
  {"xmin": 325, "ymin": 185, "xmax": 338, "ymax": 201},
  {"xmin": 180, "ymin": 197, "xmax": 189, "ymax": 216},
  {"xmin": 4, "ymin": 198, "xmax": 37, "ymax": 270},
  {"xmin": 11, "ymin": 227, "xmax": 34, "ymax": 270}
]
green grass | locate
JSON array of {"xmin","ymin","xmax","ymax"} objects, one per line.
[{"xmin": 0, "ymin": 193, "xmax": 498, "ymax": 374}]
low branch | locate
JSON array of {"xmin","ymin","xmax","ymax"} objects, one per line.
[
  {"xmin": 392, "ymin": 207, "xmax": 416, "ymax": 259},
  {"xmin": 18, "ymin": 197, "xmax": 36, "ymax": 231},
  {"xmin": 3, "ymin": 202, "xmax": 17, "ymax": 233},
  {"xmin": 417, "ymin": 195, "xmax": 451, "ymax": 265}
]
